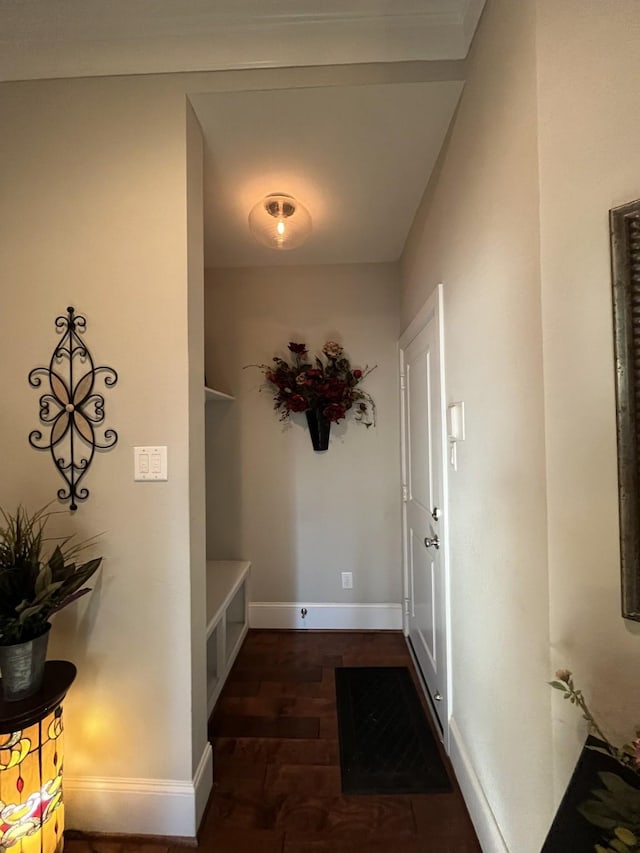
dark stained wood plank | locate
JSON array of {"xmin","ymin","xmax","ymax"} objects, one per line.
[
  {"xmin": 264, "ymin": 764, "xmax": 342, "ymax": 796},
  {"xmin": 206, "ymin": 790, "xmax": 284, "ymax": 831},
  {"xmin": 212, "ymin": 714, "xmax": 320, "ymax": 739},
  {"xmin": 195, "ymin": 829, "xmax": 284, "ymax": 853},
  {"xmin": 257, "ymin": 676, "xmax": 335, "ymax": 699},
  {"xmin": 340, "ymin": 653, "xmax": 414, "ymax": 667},
  {"xmin": 228, "ymin": 666, "xmax": 323, "ymax": 683},
  {"xmin": 411, "ymin": 792, "xmax": 479, "ymax": 839},
  {"xmin": 275, "ymin": 795, "xmax": 417, "ymax": 835},
  {"xmin": 211, "ymin": 776, "xmax": 265, "ymax": 797},
  {"xmin": 283, "ymin": 837, "xmax": 481, "ymax": 853},
  {"xmin": 65, "ymin": 843, "xmax": 172, "ymax": 853},
  {"xmin": 240, "ymin": 630, "xmax": 281, "ymax": 650},
  {"xmin": 213, "ymin": 755, "xmax": 267, "ymax": 783},
  {"xmin": 219, "ymin": 680, "xmax": 261, "ymax": 697},
  {"xmin": 215, "ymin": 695, "xmax": 335, "ymax": 719},
  {"xmin": 283, "ymin": 834, "xmax": 424, "ymax": 853},
  {"xmin": 214, "ymin": 736, "xmax": 340, "ymax": 766},
  {"xmin": 318, "ymin": 714, "xmax": 339, "ymax": 740},
  {"xmin": 232, "ymin": 652, "xmax": 343, "ymax": 670}
]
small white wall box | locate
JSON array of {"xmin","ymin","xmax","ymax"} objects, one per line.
[
  {"xmin": 447, "ymin": 402, "xmax": 465, "ymax": 471},
  {"xmin": 447, "ymin": 402, "xmax": 465, "ymax": 442},
  {"xmin": 134, "ymin": 446, "xmax": 168, "ymax": 481}
]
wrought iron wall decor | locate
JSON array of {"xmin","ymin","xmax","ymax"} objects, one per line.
[
  {"xmin": 28, "ymin": 307, "xmax": 118, "ymax": 510},
  {"xmin": 610, "ymin": 198, "xmax": 640, "ymax": 621}
]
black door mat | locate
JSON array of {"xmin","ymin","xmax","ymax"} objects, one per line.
[{"xmin": 335, "ymin": 666, "xmax": 452, "ymax": 795}]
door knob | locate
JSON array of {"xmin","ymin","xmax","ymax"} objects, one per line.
[
  {"xmin": 424, "ymin": 535, "xmax": 440, "ymax": 550},
  {"xmin": 434, "ymin": 692, "xmax": 443, "ymax": 702}
]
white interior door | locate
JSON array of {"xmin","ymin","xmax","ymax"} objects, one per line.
[{"xmin": 400, "ymin": 285, "xmax": 449, "ymax": 736}]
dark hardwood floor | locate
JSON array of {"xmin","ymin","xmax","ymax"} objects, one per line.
[{"xmin": 66, "ymin": 630, "xmax": 481, "ymax": 853}]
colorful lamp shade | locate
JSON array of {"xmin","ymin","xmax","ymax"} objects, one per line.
[
  {"xmin": 0, "ymin": 663, "xmax": 75, "ymax": 853},
  {"xmin": 248, "ymin": 193, "xmax": 312, "ymax": 250}
]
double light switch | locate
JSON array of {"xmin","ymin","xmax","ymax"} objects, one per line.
[{"xmin": 134, "ymin": 446, "xmax": 168, "ymax": 481}]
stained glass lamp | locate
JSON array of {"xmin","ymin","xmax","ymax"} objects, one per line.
[{"xmin": 0, "ymin": 662, "xmax": 76, "ymax": 853}]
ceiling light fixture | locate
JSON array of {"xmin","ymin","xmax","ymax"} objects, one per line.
[{"xmin": 248, "ymin": 193, "xmax": 312, "ymax": 250}]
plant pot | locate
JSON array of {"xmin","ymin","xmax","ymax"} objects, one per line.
[
  {"xmin": 0, "ymin": 623, "xmax": 51, "ymax": 701},
  {"xmin": 306, "ymin": 408, "xmax": 331, "ymax": 451}
]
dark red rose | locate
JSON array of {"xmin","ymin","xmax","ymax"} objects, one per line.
[
  {"xmin": 324, "ymin": 379, "xmax": 347, "ymax": 401},
  {"xmin": 288, "ymin": 342, "xmax": 307, "ymax": 355},
  {"xmin": 269, "ymin": 368, "xmax": 290, "ymax": 388},
  {"xmin": 288, "ymin": 394, "xmax": 308, "ymax": 412},
  {"xmin": 323, "ymin": 403, "xmax": 346, "ymax": 422},
  {"xmin": 304, "ymin": 368, "xmax": 322, "ymax": 384},
  {"xmin": 353, "ymin": 369, "xmax": 362, "ymax": 379}
]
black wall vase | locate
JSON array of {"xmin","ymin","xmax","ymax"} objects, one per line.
[{"xmin": 305, "ymin": 409, "xmax": 330, "ymax": 451}]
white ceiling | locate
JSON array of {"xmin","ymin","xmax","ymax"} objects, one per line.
[
  {"xmin": 0, "ymin": 0, "xmax": 484, "ymax": 268},
  {"xmin": 0, "ymin": 0, "xmax": 484, "ymax": 81},
  {"xmin": 191, "ymin": 80, "xmax": 464, "ymax": 267}
]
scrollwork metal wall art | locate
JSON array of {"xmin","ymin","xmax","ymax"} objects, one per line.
[{"xmin": 28, "ymin": 306, "xmax": 118, "ymax": 510}]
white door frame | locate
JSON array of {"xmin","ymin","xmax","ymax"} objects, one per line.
[{"xmin": 399, "ymin": 283, "xmax": 452, "ymax": 751}]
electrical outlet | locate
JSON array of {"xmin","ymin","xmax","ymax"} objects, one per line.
[{"xmin": 341, "ymin": 572, "xmax": 353, "ymax": 590}]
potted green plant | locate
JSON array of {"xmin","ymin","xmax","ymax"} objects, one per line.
[{"xmin": 0, "ymin": 505, "xmax": 102, "ymax": 701}]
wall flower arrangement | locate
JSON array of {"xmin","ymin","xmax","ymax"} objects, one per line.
[{"xmin": 248, "ymin": 341, "xmax": 376, "ymax": 451}]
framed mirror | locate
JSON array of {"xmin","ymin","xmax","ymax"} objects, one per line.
[{"xmin": 610, "ymin": 197, "xmax": 640, "ymax": 621}]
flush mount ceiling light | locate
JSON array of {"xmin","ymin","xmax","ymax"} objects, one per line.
[{"xmin": 248, "ymin": 193, "xmax": 312, "ymax": 250}]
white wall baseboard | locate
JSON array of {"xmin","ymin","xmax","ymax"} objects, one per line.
[
  {"xmin": 449, "ymin": 717, "xmax": 509, "ymax": 853},
  {"xmin": 65, "ymin": 742, "xmax": 213, "ymax": 838},
  {"xmin": 193, "ymin": 741, "xmax": 213, "ymax": 833},
  {"xmin": 249, "ymin": 602, "xmax": 403, "ymax": 630}
]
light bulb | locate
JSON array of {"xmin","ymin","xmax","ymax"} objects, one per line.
[{"xmin": 248, "ymin": 193, "xmax": 312, "ymax": 250}]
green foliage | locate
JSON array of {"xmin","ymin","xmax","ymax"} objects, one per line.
[
  {"xmin": 550, "ymin": 670, "xmax": 640, "ymax": 852},
  {"xmin": 0, "ymin": 505, "xmax": 102, "ymax": 644},
  {"xmin": 579, "ymin": 773, "xmax": 640, "ymax": 852}
]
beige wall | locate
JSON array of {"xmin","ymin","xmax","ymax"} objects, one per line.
[
  {"xmin": 402, "ymin": 0, "xmax": 640, "ymax": 848},
  {"xmin": 401, "ymin": 1, "xmax": 553, "ymax": 850},
  {"xmin": 186, "ymin": 102, "xmax": 211, "ymax": 823},
  {"xmin": 0, "ymin": 75, "xmax": 202, "ymax": 830},
  {"xmin": 537, "ymin": 0, "xmax": 640, "ymax": 796},
  {"xmin": 204, "ymin": 263, "xmax": 402, "ymax": 605}
]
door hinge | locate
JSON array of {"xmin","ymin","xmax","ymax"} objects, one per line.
[
  {"xmin": 403, "ymin": 597, "xmax": 410, "ymax": 616},
  {"xmin": 400, "ymin": 372, "xmax": 406, "ymax": 391},
  {"xmin": 402, "ymin": 484, "xmax": 408, "ymax": 503}
]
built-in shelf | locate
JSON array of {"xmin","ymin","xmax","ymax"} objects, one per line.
[
  {"xmin": 226, "ymin": 621, "xmax": 245, "ymax": 664},
  {"xmin": 204, "ymin": 383, "xmax": 244, "ymax": 716},
  {"xmin": 205, "ymin": 386, "xmax": 234, "ymax": 403},
  {"xmin": 205, "ymin": 560, "xmax": 250, "ymax": 715},
  {"xmin": 206, "ymin": 560, "xmax": 250, "ymax": 634}
]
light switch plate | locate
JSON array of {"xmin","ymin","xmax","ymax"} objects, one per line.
[{"xmin": 134, "ymin": 446, "xmax": 168, "ymax": 481}]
